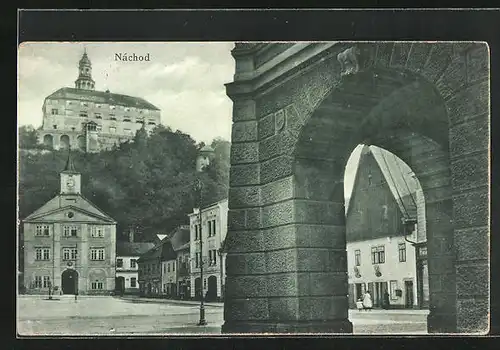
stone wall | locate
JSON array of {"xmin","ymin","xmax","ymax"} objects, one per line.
[{"xmin": 224, "ymin": 42, "xmax": 489, "ymax": 334}]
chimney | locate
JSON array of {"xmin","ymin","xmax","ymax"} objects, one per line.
[{"xmin": 129, "ymin": 227, "xmax": 134, "ymax": 243}]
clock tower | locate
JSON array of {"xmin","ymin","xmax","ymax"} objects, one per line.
[{"xmin": 60, "ymin": 148, "xmax": 81, "ymax": 195}]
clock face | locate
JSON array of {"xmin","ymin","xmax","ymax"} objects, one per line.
[{"xmin": 67, "ymin": 178, "xmax": 75, "ymax": 188}]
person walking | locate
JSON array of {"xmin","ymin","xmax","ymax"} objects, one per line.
[{"xmin": 363, "ymin": 290, "xmax": 373, "ymax": 311}]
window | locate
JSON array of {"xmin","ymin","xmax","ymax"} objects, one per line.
[
  {"xmin": 63, "ymin": 226, "xmax": 78, "ymax": 237},
  {"xmin": 354, "ymin": 249, "xmax": 361, "ymax": 266},
  {"xmin": 130, "ymin": 277, "xmax": 137, "ymax": 288},
  {"xmin": 398, "ymin": 243, "xmax": 407, "ymax": 262},
  {"xmin": 53, "ymin": 125, "xmax": 57, "ymax": 129},
  {"xmin": 66, "ymin": 109, "xmax": 74, "ymax": 116},
  {"xmin": 109, "ymin": 115, "xmax": 117, "ymax": 121},
  {"xmin": 148, "ymin": 122, "xmax": 156, "ymax": 125},
  {"xmin": 81, "ymin": 102, "xmax": 88, "ymax": 107},
  {"xmin": 390, "ymin": 280, "xmax": 399, "ymax": 300},
  {"xmin": 62, "ymin": 248, "xmax": 78, "ymax": 260},
  {"xmin": 173, "ymin": 262, "xmax": 175, "ymax": 272},
  {"xmin": 195, "ymin": 253, "xmax": 200, "ymax": 268},
  {"xmin": 212, "ymin": 220, "xmax": 216, "ymax": 236},
  {"xmin": 116, "ymin": 258, "xmax": 123, "ymax": 268},
  {"xmin": 90, "ymin": 226, "xmax": 104, "ymax": 238},
  {"xmin": 34, "ymin": 276, "xmax": 42, "ymax": 288},
  {"xmin": 130, "ymin": 259, "xmax": 137, "ymax": 268},
  {"xmin": 91, "ymin": 281, "xmax": 104, "ymax": 290},
  {"xmin": 110, "ymin": 105, "xmax": 116, "ymax": 110},
  {"xmin": 124, "ymin": 117, "xmax": 131, "ymax": 122},
  {"xmin": 35, "ymin": 225, "xmax": 50, "ymax": 236},
  {"xmin": 35, "ymin": 247, "xmax": 50, "ymax": 261},
  {"xmin": 371, "ymin": 245, "xmax": 385, "ymax": 264},
  {"xmin": 90, "ymin": 248, "xmax": 105, "ymax": 261},
  {"xmin": 124, "ymin": 128, "xmax": 132, "ymax": 135},
  {"xmin": 51, "ymin": 109, "xmax": 58, "ymax": 115},
  {"xmin": 96, "ymin": 104, "xmax": 101, "ymax": 108},
  {"xmin": 208, "ymin": 249, "xmax": 217, "ymax": 266},
  {"xmin": 95, "ymin": 113, "xmax": 102, "ymax": 119},
  {"xmin": 167, "ymin": 263, "xmax": 170, "ymax": 272},
  {"xmin": 195, "ymin": 224, "xmax": 199, "ymax": 240},
  {"xmin": 79, "ymin": 112, "xmax": 88, "ymax": 118},
  {"xmin": 43, "ymin": 276, "xmax": 51, "ymax": 288},
  {"xmin": 109, "ymin": 126, "xmax": 116, "ymax": 133}
]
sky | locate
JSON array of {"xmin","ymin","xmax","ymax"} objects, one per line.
[{"xmin": 17, "ymin": 42, "xmax": 379, "ymax": 200}]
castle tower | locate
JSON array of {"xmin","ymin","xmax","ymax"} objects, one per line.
[
  {"xmin": 60, "ymin": 147, "xmax": 81, "ymax": 195},
  {"xmin": 74, "ymin": 48, "xmax": 95, "ymax": 91},
  {"xmin": 196, "ymin": 145, "xmax": 215, "ymax": 172}
]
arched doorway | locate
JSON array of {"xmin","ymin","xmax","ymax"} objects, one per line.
[
  {"xmin": 115, "ymin": 276, "xmax": 125, "ymax": 295},
  {"xmin": 207, "ymin": 275, "xmax": 217, "ymax": 301},
  {"xmin": 77, "ymin": 135, "xmax": 86, "ymax": 151},
  {"xmin": 60, "ymin": 134, "xmax": 70, "ymax": 149},
  {"xmin": 223, "ymin": 42, "xmax": 489, "ymax": 334},
  {"xmin": 43, "ymin": 134, "xmax": 54, "ymax": 149},
  {"xmin": 61, "ymin": 269, "xmax": 78, "ymax": 294},
  {"xmin": 194, "ymin": 277, "xmax": 202, "ymax": 300}
]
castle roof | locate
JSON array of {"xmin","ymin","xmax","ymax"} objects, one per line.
[{"xmin": 46, "ymin": 87, "xmax": 160, "ymax": 111}]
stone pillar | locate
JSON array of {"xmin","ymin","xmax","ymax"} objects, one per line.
[{"xmin": 447, "ymin": 55, "xmax": 489, "ymax": 332}]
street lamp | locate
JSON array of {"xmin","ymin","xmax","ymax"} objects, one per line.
[{"xmin": 194, "ymin": 177, "xmax": 207, "ymax": 326}]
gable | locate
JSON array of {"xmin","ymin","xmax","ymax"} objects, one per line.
[
  {"xmin": 24, "ymin": 206, "xmax": 115, "ymax": 224},
  {"xmin": 24, "ymin": 194, "xmax": 115, "ymax": 222}
]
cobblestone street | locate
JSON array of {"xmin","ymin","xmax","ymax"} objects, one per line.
[{"xmin": 17, "ymin": 295, "xmax": 428, "ymax": 335}]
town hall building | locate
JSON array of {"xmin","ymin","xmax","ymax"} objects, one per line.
[
  {"xmin": 37, "ymin": 49, "xmax": 162, "ymax": 153},
  {"xmin": 22, "ymin": 150, "xmax": 117, "ymax": 295}
]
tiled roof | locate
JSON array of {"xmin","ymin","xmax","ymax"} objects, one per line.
[
  {"xmin": 116, "ymin": 242, "xmax": 155, "ymax": 256},
  {"xmin": 137, "ymin": 237, "xmax": 176, "ymax": 263},
  {"xmin": 46, "ymin": 87, "xmax": 160, "ymax": 111},
  {"xmin": 169, "ymin": 226, "xmax": 190, "ymax": 251},
  {"xmin": 346, "ymin": 145, "xmax": 419, "ymax": 217}
]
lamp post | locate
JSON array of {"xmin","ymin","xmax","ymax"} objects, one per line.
[{"xmin": 194, "ymin": 178, "xmax": 207, "ymax": 326}]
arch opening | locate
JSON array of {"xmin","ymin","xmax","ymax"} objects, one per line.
[
  {"xmin": 61, "ymin": 269, "xmax": 78, "ymax": 295},
  {"xmin": 290, "ymin": 67, "xmax": 453, "ymax": 333}
]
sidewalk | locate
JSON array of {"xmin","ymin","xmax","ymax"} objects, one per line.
[{"xmin": 118, "ymin": 295, "xmax": 224, "ymax": 308}]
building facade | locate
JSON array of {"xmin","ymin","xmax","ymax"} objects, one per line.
[
  {"xmin": 37, "ymin": 50, "xmax": 161, "ymax": 153},
  {"xmin": 115, "ymin": 230, "xmax": 155, "ymax": 295},
  {"xmin": 22, "ymin": 151, "xmax": 117, "ymax": 295},
  {"xmin": 137, "ymin": 237, "xmax": 175, "ymax": 297},
  {"xmin": 346, "ymin": 146, "xmax": 428, "ymax": 309},
  {"xmin": 189, "ymin": 199, "xmax": 228, "ymax": 301},
  {"xmin": 176, "ymin": 242, "xmax": 191, "ymax": 300}
]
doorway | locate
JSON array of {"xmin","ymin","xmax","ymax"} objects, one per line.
[
  {"xmin": 194, "ymin": 277, "xmax": 202, "ymax": 300},
  {"xmin": 61, "ymin": 269, "xmax": 78, "ymax": 294},
  {"xmin": 405, "ymin": 280, "xmax": 414, "ymax": 309},
  {"xmin": 115, "ymin": 276, "xmax": 125, "ymax": 295},
  {"xmin": 207, "ymin": 275, "xmax": 217, "ymax": 301}
]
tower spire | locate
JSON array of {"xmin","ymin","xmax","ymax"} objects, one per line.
[
  {"xmin": 75, "ymin": 47, "xmax": 95, "ymax": 91},
  {"xmin": 62, "ymin": 146, "xmax": 77, "ymax": 173}
]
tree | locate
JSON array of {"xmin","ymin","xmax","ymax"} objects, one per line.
[{"xmin": 18, "ymin": 125, "xmax": 39, "ymax": 149}]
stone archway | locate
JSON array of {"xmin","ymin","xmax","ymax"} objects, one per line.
[
  {"xmin": 60, "ymin": 134, "xmax": 70, "ymax": 149},
  {"xmin": 43, "ymin": 134, "xmax": 54, "ymax": 149},
  {"xmin": 223, "ymin": 42, "xmax": 489, "ymax": 334},
  {"xmin": 61, "ymin": 269, "xmax": 78, "ymax": 295},
  {"xmin": 77, "ymin": 135, "xmax": 86, "ymax": 151}
]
